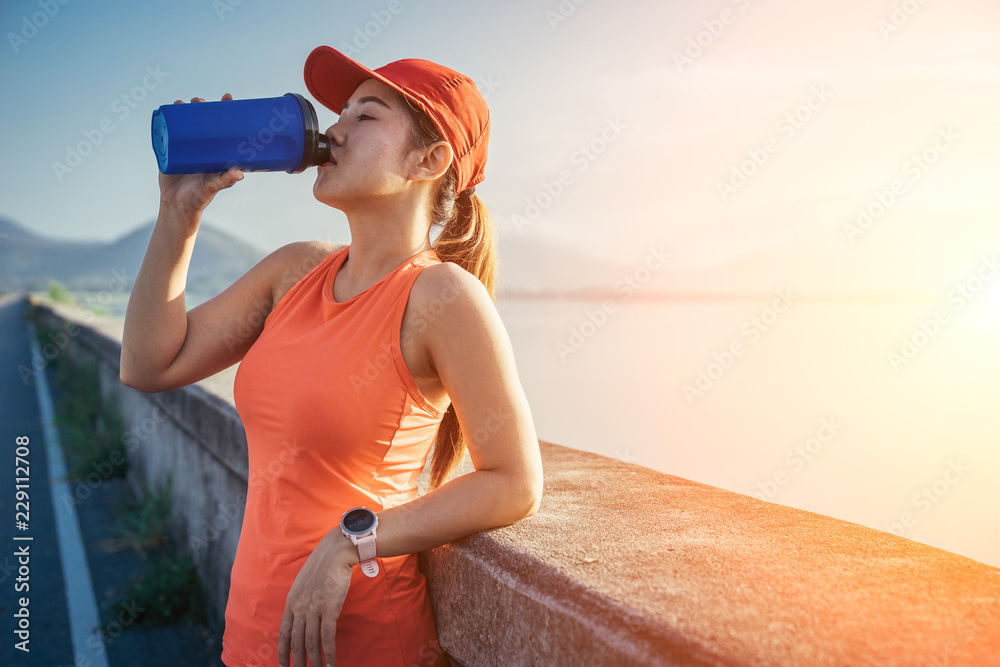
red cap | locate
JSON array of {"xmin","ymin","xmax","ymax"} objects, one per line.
[{"xmin": 304, "ymin": 45, "xmax": 490, "ymax": 194}]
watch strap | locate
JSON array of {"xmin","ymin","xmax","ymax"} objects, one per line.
[{"xmin": 356, "ymin": 533, "xmax": 379, "ymax": 577}]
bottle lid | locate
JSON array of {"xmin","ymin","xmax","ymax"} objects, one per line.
[{"xmin": 151, "ymin": 109, "xmax": 169, "ymax": 173}]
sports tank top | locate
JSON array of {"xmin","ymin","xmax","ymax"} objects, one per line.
[{"xmin": 221, "ymin": 245, "xmax": 451, "ymax": 667}]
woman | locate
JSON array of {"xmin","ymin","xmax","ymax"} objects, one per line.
[{"xmin": 120, "ymin": 45, "xmax": 544, "ymax": 667}]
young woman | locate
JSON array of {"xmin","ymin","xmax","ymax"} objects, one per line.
[{"xmin": 120, "ymin": 46, "xmax": 544, "ymax": 667}]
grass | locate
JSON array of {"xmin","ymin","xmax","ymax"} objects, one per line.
[
  {"xmin": 113, "ymin": 478, "xmax": 172, "ymax": 553},
  {"xmin": 52, "ymin": 353, "xmax": 128, "ymax": 482},
  {"xmin": 34, "ymin": 304, "xmax": 211, "ymax": 634},
  {"xmin": 111, "ymin": 551, "xmax": 208, "ymax": 628},
  {"xmin": 28, "ymin": 308, "xmax": 63, "ymax": 372},
  {"xmin": 48, "ymin": 280, "xmax": 76, "ymax": 305},
  {"xmin": 108, "ymin": 477, "xmax": 209, "ymax": 628}
]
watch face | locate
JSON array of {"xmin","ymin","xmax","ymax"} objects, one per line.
[{"xmin": 342, "ymin": 508, "xmax": 375, "ymax": 534}]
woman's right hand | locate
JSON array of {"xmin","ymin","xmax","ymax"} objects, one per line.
[{"xmin": 157, "ymin": 93, "xmax": 244, "ymax": 217}]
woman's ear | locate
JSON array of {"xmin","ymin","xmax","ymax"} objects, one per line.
[{"xmin": 409, "ymin": 140, "xmax": 453, "ymax": 183}]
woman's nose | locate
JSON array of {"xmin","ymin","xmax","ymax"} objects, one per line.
[{"xmin": 326, "ymin": 121, "xmax": 345, "ymax": 146}]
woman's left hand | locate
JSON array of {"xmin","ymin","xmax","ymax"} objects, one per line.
[{"xmin": 278, "ymin": 530, "xmax": 357, "ymax": 667}]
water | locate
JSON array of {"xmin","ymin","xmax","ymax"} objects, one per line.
[{"xmin": 497, "ymin": 294, "xmax": 1000, "ymax": 569}]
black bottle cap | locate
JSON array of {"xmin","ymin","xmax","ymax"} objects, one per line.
[{"xmin": 286, "ymin": 93, "xmax": 330, "ymax": 173}]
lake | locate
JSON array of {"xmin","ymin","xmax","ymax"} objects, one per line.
[{"xmin": 497, "ymin": 294, "xmax": 1000, "ymax": 569}]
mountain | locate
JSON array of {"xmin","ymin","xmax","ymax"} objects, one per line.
[
  {"xmin": 496, "ymin": 213, "xmax": 969, "ymax": 301},
  {"xmin": 496, "ymin": 231, "xmax": 807, "ymax": 300},
  {"xmin": 0, "ymin": 217, "xmax": 266, "ymax": 299},
  {"xmin": 496, "ymin": 232, "xmax": 615, "ymax": 295}
]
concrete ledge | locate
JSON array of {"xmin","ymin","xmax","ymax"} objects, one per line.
[
  {"xmin": 29, "ymin": 297, "xmax": 1000, "ymax": 665},
  {"xmin": 423, "ymin": 442, "xmax": 1000, "ymax": 665}
]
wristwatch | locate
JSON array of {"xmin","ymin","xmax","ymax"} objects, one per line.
[{"xmin": 340, "ymin": 507, "xmax": 379, "ymax": 577}]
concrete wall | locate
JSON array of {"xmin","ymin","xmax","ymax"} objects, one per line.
[
  {"xmin": 31, "ymin": 297, "xmax": 1000, "ymax": 665},
  {"xmin": 33, "ymin": 299, "xmax": 249, "ymax": 635}
]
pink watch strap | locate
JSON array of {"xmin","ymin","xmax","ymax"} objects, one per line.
[{"xmin": 357, "ymin": 534, "xmax": 378, "ymax": 577}]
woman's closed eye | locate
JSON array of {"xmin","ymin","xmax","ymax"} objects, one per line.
[{"xmin": 357, "ymin": 113, "xmax": 375, "ymax": 121}]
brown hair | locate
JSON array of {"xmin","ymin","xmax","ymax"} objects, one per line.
[{"xmin": 400, "ymin": 95, "xmax": 500, "ymax": 491}]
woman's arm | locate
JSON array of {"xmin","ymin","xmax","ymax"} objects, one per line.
[
  {"xmin": 363, "ymin": 261, "xmax": 544, "ymax": 551},
  {"xmin": 121, "ymin": 223, "xmax": 332, "ymax": 392},
  {"xmin": 120, "ymin": 95, "xmax": 344, "ymax": 393},
  {"xmin": 278, "ymin": 262, "xmax": 544, "ymax": 667},
  {"xmin": 121, "ymin": 94, "xmax": 246, "ymax": 391}
]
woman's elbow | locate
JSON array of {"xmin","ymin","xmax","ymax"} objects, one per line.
[
  {"xmin": 120, "ymin": 368, "xmax": 151, "ymax": 392},
  {"xmin": 119, "ymin": 362, "xmax": 167, "ymax": 394},
  {"xmin": 518, "ymin": 471, "xmax": 544, "ymax": 519},
  {"xmin": 492, "ymin": 471, "xmax": 542, "ymax": 525}
]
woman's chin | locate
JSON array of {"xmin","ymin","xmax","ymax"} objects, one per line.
[
  {"xmin": 312, "ymin": 191, "xmax": 351, "ymax": 215},
  {"xmin": 312, "ymin": 182, "xmax": 339, "ymax": 206}
]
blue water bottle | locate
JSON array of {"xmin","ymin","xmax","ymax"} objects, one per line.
[{"xmin": 151, "ymin": 93, "xmax": 331, "ymax": 174}]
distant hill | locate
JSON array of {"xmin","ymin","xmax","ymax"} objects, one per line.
[
  {"xmin": 497, "ymin": 224, "xmax": 952, "ymax": 302},
  {"xmin": 0, "ymin": 216, "xmax": 266, "ymax": 299}
]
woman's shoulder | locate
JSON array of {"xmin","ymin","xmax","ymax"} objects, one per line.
[
  {"xmin": 412, "ymin": 260, "xmax": 485, "ymax": 302},
  {"xmin": 409, "ymin": 260, "xmax": 498, "ymax": 326},
  {"xmin": 272, "ymin": 239, "xmax": 347, "ymax": 271},
  {"xmin": 408, "ymin": 261, "xmax": 511, "ymax": 378},
  {"xmin": 267, "ymin": 240, "xmax": 347, "ymax": 306}
]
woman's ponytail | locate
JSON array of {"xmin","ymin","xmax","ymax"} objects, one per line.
[
  {"xmin": 433, "ymin": 186, "xmax": 499, "ymax": 301},
  {"xmin": 400, "ymin": 97, "xmax": 501, "ymax": 490}
]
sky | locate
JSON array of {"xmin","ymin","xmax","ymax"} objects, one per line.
[{"xmin": 3, "ymin": 0, "xmax": 998, "ymax": 296}]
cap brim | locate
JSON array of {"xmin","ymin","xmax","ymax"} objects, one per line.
[{"xmin": 304, "ymin": 45, "xmax": 412, "ymax": 116}]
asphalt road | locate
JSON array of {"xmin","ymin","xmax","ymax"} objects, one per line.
[
  {"xmin": 0, "ymin": 295, "xmax": 224, "ymax": 666},
  {"xmin": 0, "ymin": 295, "xmax": 75, "ymax": 665}
]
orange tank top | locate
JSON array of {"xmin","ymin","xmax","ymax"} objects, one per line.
[{"xmin": 221, "ymin": 245, "xmax": 450, "ymax": 667}]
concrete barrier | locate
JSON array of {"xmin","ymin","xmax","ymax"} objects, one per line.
[{"xmin": 29, "ymin": 296, "xmax": 1000, "ymax": 665}]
